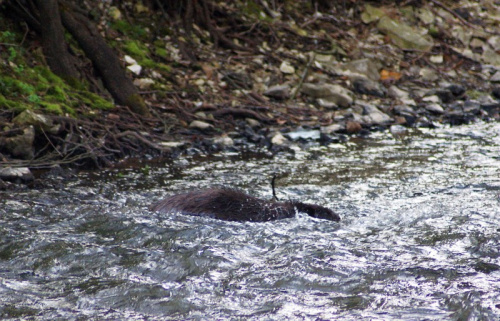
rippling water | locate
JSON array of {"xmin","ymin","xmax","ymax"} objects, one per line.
[{"xmin": 1, "ymin": 122, "xmax": 500, "ymax": 320}]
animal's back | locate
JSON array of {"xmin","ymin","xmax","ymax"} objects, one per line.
[{"xmin": 151, "ymin": 188, "xmax": 295, "ymax": 222}]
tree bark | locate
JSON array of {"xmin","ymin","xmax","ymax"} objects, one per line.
[
  {"xmin": 35, "ymin": 0, "xmax": 80, "ymax": 85},
  {"xmin": 59, "ymin": 1, "xmax": 151, "ymax": 117}
]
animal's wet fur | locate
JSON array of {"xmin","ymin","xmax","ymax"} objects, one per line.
[{"xmin": 151, "ymin": 188, "xmax": 340, "ymax": 222}]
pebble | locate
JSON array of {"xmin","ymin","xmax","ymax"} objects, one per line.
[{"xmin": 189, "ymin": 120, "xmax": 213, "ymax": 130}]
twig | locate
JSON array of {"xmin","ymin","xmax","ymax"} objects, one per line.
[
  {"xmin": 429, "ymin": 0, "xmax": 478, "ymax": 31},
  {"xmin": 290, "ymin": 52, "xmax": 315, "ymax": 101}
]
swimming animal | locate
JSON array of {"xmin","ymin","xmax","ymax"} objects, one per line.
[{"xmin": 151, "ymin": 188, "xmax": 340, "ymax": 222}]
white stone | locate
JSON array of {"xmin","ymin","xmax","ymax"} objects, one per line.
[
  {"xmin": 189, "ymin": 120, "xmax": 212, "ymax": 129},
  {"xmin": 425, "ymin": 103, "xmax": 444, "ymax": 114},
  {"xmin": 271, "ymin": 132, "xmax": 287, "ymax": 145},
  {"xmin": 127, "ymin": 64, "xmax": 142, "ymax": 75},
  {"xmin": 133, "ymin": 78, "xmax": 154, "ymax": 89},
  {"xmin": 279, "ymin": 61, "xmax": 295, "ymax": 74}
]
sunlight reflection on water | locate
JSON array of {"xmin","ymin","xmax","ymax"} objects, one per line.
[{"xmin": 1, "ymin": 122, "xmax": 500, "ymax": 320}]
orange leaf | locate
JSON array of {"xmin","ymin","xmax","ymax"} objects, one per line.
[{"xmin": 380, "ymin": 69, "xmax": 402, "ymax": 81}]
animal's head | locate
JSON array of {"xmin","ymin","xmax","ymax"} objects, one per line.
[{"xmin": 295, "ymin": 202, "xmax": 340, "ymax": 221}]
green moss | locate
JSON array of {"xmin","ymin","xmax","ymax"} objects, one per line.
[
  {"xmin": 466, "ymin": 90, "xmax": 483, "ymax": 100},
  {"xmin": 111, "ymin": 20, "xmax": 147, "ymax": 38},
  {"xmin": 124, "ymin": 40, "xmax": 149, "ymax": 60},
  {"xmin": 125, "ymin": 93, "xmax": 149, "ymax": 115},
  {"xmin": 40, "ymin": 102, "xmax": 63, "ymax": 114},
  {"xmin": 0, "ymin": 94, "xmax": 28, "ymax": 111},
  {"xmin": 154, "ymin": 47, "xmax": 168, "ymax": 58},
  {"xmin": 76, "ymin": 91, "xmax": 114, "ymax": 110}
]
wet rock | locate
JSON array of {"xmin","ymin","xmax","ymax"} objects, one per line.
[
  {"xmin": 321, "ymin": 123, "xmax": 344, "ymax": 134},
  {"xmin": 213, "ymin": 135, "xmax": 234, "ymax": 147},
  {"xmin": 432, "ymin": 89, "xmax": 455, "ymax": 103},
  {"xmin": 388, "ymin": 86, "xmax": 416, "ymax": 106},
  {"xmin": 359, "ymin": 103, "xmax": 392, "ymax": 125},
  {"xmin": 352, "ymin": 76, "xmax": 386, "ymax": 97},
  {"xmin": 377, "ymin": 16, "xmax": 433, "ymax": 51},
  {"xmin": 221, "ymin": 71, "xmax": 253, "ymax": 89},
  {"xmin": 0, "ymin": 167, "xmax": 34, "ymax": 183},
  {"xmin": 342, "ymin": 59, "xmax": 381, "ymax": 81},
  {"xmin": 3, "ymin": 126, "xmax": 35, "ymax": 159},
  {"xmin": 490, "ymin": 71, "xmax": 500, "ymax": 83},
  {"xmin": 263, "ymin": 84, "xmax": 290, "ymax": 100},
  {"xmin": 189, "ymin": 120, "xmax": 213, "ymax": 130},
  {"xmin": 271, "ymin": 132, "xmax": 288, "ymax": 145},
  {"xmin": 425, "ymin": 103, "xmax": 445, "ymax": 114},
  {"xmin": 463, "ymin": 100, "xmax": 481, "ymax": 114},
  {"xmin": 446, "ymin": 84, "xmax": 466, "ymax": 97},
  {"xmin": 286, "ymin": 129, "xmax": 321, "ymax": 141},
  {"xmin": 301, "ymin": 83, "xmax": 353, "ymax": 108},
  {"xmin": 40, "ymin": 164, "xmax": 74, "ymax": 179},
  {"xmin": 492, "ymin": 86, "xmax": 500, "ymax": 99},
  {"xmin": 390, "ymin": 124, "xmax": 407, "ymax": 136}
]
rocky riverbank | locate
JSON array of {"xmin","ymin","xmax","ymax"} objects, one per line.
[{"xmin": 2, "ymin": 0, "xmax": 500, "ymax": 188}]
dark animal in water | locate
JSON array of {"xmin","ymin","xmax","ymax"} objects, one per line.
[{"xmin": 151, "ymin": 188, "xmax": 340, "ymax": 222}]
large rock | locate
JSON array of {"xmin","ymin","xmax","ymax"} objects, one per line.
[
  {"xmin": 301, "ymin": 83, "xmax": 353, "ymax": 108},
  {"xmin": 2, "ymin": 126, "xmax": 35, "ymax": 159},
  {"xmin": 377, "ymin": 16, "xmax": 433, "ymax": 51},
  {"xmin": 13, "ymin": 109, "xmax": 56, "ymax": 133}
]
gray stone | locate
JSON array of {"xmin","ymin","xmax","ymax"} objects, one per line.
[
  {"xmin": 263, "ymin": 84, "xmax": 290, "ymax": 100},
  {"xmin": 246, "ymin": 118, "xmax": 261, "ymax": 127},
  {"xmin": 189, "ymin": 120, "xmax": 213, "ymax": 130},
  {"xmin": 352, "ymin": 76, "xmax": 386, "ymax": 97},
  {"xmin": 360, "ymin": 103, "xmax": 392, "ymax": 125},
  {"xmin": 0, "ymin": 167, "xmax": 34, "ymax": 183},
  {"xmin": 377, "ymin": 16, "xmax": 433, "ymax": 51},
  {"xmin": 321, "ymin": 123, "xmax": 344, "ymax": 134},
  {"xmin": 390, "ymin": 124, "xmax": 408, "ymax": 136},
  {"xmin": 270, "ymin": 132, "xmax": 288, "ymax": 145},
  {"xmin": 213, "ymin": 135, "xmax": 234, "ymax": 146},
  {"xmin": 388, "ymin": 86, "xmax": 416, "ymax": 106},
  {"xmin": 3, "ymin": 126, "xmax": 35, "ymax": 159},
  {"xmin": 361, "ymin": 4, "xmax": 386, "ymax": 24},
  {"xmin": 342, "ymin": 59, "xmax": 381, "ymax": 81},
  {"xmin": 425, "ymin": 103, "xmax": 445, "ymax": 114},
  {"xmin": 394, "ymin": 104, "xmax": 417, "ymax": 116},
  {"xmin": 13, "ymin": 110, "xmax": 54, "ymax": 132},
  {"xmin": 301, "ymin": 83, "xmax": 353, "ymax": 107}
]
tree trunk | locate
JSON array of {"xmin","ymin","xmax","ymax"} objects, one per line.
[
  {"xmin": 59, "ymin": 1, "xmax": 151, "ymax": 117},
  {"xmin": 35, "ymin": 0, "xmax": 80, "ymax": 85}
]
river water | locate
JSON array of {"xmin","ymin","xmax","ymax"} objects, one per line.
[{"xmin": 1, "ymin": 122, "xmax": 500, "ymax": 320}]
